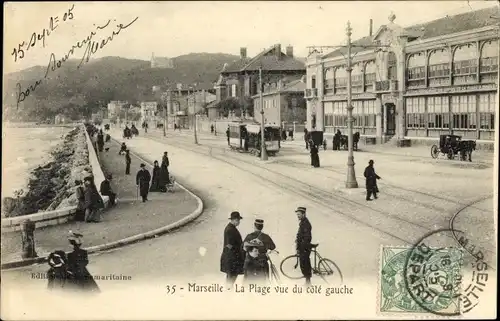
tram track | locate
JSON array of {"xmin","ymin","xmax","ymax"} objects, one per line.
[{"xmin": 142, "ymin": 132, "xmax": 445, "ymax": 244}]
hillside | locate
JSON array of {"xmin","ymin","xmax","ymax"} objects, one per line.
[{"xmin": 3, "ymin": 53, "xmax": 239, "ymax": 121}]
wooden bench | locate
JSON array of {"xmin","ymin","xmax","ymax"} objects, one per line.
[{"xmin": 397, "ymin": 139, "xmax": 411, "ymax": 147}]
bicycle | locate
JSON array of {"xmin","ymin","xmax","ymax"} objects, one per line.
[
  {"xmin": 280, "ymin": 243, "xmax": 343, "ymax": 284},
  {"xmin": 266, "ymin": 250, "xmax": 281, "ymax": 284}
]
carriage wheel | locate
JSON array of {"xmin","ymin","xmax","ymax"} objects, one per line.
[
  {"xmin": 430, "ymin": 145, "xmax": 439, "ymax": 159},
  {"xmin": 447, "ymin": 150, "xmax": 454, "ymax": 160}
]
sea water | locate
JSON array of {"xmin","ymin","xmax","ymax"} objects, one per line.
[{"xmin": 1, "ymin": 126, "xmax": 72, "ymax": 199}]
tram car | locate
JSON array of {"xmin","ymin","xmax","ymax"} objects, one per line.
[{"xmin": 228, "ymin": 123, "xmax": 281, "ymax": 157}]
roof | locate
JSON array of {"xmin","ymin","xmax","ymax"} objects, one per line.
[
  {"xmin": 222, "ymin": 45, "xmax": 305, "ymax": 74},
  {"xmin": 281, "ymin": 79, "xmax": 307, "ymax": 92},
  {"xmin": 324, "ymin": 6, "xmax": 499, "ymax": 59}
]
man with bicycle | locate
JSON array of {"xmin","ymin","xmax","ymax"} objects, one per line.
[
  {"xmin": 295, "ymin": 207, "xmax": 312, "ymax": 285},
  {"xmin": 243, "ymin": 219, "xmax": 276, "ymax": 280}
]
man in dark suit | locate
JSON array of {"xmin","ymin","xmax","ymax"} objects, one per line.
[
  {"xmin": 136, "ymin": 163, "xmax": 151, "ymax": 202},
  {"xmin": 295, "ymin": 206, "xmax": 312, "ymax": 285},
  {"xmin": 364, "ymin": 159, "xmax": 381, "ymax": 201},
  {"xmin": 243, "ymin": 219, "xmax": 276, "ymax": 279},
  {"xmin": 220, "ymin": 211, "xmax": 244, "ymax": 287},
  {"xmin": 125, "ymin": 150, "xmax": 131, "ymax": 175}
]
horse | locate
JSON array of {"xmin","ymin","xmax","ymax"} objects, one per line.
[{"xmin": 459, "ymin": 140, "xmax": 476, "ymax": 162}]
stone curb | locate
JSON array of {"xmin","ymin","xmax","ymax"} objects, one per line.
[{"xmin": 1, "ymin": 139, "xmax": 204, "ymax": 271}]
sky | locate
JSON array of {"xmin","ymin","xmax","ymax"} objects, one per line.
[{"xmin": 3, "ymin": 1, "xmax": 499, "ymax": 74}]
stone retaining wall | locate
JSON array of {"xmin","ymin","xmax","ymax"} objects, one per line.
[{"xmin": 1, "ymin": 124, "xmax": 108, "ymax": 232}]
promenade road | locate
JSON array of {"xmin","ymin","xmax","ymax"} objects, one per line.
[{"xmin": 2, "ymin": 128, "xmax": 495, "ymax": 319}]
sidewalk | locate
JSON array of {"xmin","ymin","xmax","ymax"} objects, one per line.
[{"xmin": 1, "ymin": 137, "xmax": 199, "ymax": 266}]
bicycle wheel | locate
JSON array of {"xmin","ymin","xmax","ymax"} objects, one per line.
[
  {"xmin": 280, "ymin": 255, "xmax": 304, "ymax": 279},
  {"xmin": 317, "ymin": 258, "xmax": 343, "ymax": 285},
  {"xmin": 270, "ymin": 263, "xmax": 281, "ymax": 284}
]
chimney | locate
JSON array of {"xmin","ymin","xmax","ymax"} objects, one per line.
[
  {"xmin": 275, "ymin": 44, "xmax": 282, "ymax": 59},
  {"xmin": 286, "ymin": 45, "xmax": 294, "ymax": 58},
  {"xmin": 240, "ymin": 47, "xmax": 247, "ymax": 59},
  {"xmin": 369, "ymin": 19, "xmax": 373, "ymax": 37}
]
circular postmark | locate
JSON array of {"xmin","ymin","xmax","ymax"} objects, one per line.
[{"xmin": 403, "ymin": 228, "xmax": 490, "ymax": 316}]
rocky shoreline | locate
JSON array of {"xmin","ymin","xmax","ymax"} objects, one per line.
[{"xmin": 2, "ymin": 126, "xmax": 93, "ymax": 218}]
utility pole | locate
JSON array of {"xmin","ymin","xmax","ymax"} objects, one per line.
[
  {"xmin": 345, "ymin": 21, "xmax": 358, "ymax": 188},
  {"xmin": 259, "ymin": 67, "xmax": 268, "ymax": 161},
  {"xmin": 194, "ymin": 88, "xmax": 198, "ymax": 144}
]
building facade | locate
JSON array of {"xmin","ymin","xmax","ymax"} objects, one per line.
[
  {"xmin": 252, "ymin": 78, "xmax": 307, "ymax": 126},
  {"xmin": 187, "ymin": 90, "xmax": 217, "ymax": 115},
  {"xmin": 305, "ymin": 7, "xmax": 498, "ymax": 143},
  {"xmin": 107, "ymin": 101, "xmax": 128, "ymax": 119},
  {"xmin": 140, "ymin": 101, "xmax": 158, "ymax": 125},
  {"xmin": 215, "ymin": 44, "xmax": 306, "ymax": 103}
]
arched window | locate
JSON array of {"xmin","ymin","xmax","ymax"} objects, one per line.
[
  {"xmin": 406, "ymin": 53, "xmax": 426, "ymax": 88},
  {"xmin": 364, "ymin": 61, "xmax": 376, "ymax": 91},
  {"xmin": 334, "ymin": 66, "xmax": 347, "ymax": 94},
  {"xmin": 323, "ymin": 68, "xmax": 335, "ymax": 94},
  {"xmin": 453, "ymin": 43, "xmax": 478, "ymax": 84},
  {"xmin": 428, "ymin": 49, "xmax": 450, "ymax": 86},
  {"xmin": 352, "ymin": 64, "xmax": 363, "ymax": 92},
  {"xmin": 480, "ymin": 40, "xmax": 498, "ymax": 83}
]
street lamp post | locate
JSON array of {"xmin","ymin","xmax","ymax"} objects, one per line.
[
  {"xmin": 345, "ymin": 21, "xmax": 358, "ymax": 188},
  {"xmin": 189, "ymin": 87, "xmax": 199, "ymax": 144},
  {"xmin": 259, "ymin": 67, "xmax": 268, "ymax": 161}
]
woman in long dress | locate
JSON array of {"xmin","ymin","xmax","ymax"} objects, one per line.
[
  {"xmin": 150, "ymin": 161, "xmax": 161, "ymax": 192},
  {"xmin": 66, "ymin": 232, "xmax": 100, "ymax": 293}
]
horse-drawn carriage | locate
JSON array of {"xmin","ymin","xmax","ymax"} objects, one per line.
[
  {"xmin": 333, "ymin": 132, "xmax": 360, "ymax": 151},
  {"xmin": 430, "ymin": 134, "xmax": 476, "ymax": 162},
  {"xmin": 228, "ymin": 123, "xmax": 281, "ymax": 157}
]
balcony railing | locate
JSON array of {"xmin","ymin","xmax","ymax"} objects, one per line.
[
  {"xmin": 373, "ymin": 80, "xmax": 398, "ymax": 93},
  {"xmin": 304, "ymin": 88, "xmax": 318, "ymax": 99}
]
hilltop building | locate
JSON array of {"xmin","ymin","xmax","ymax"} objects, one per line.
[
  {"xmin": 151, "ymin": 53, "xmax": 174, "ymax": 69},
  {"xmin": 305, "ymin": 6, "xmax": 498, "ymax": 144}
]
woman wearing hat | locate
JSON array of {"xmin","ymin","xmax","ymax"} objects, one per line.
[
  {"xmin": 83, "ymin": 176, "xmax": 104, "ymax": 223},
  {"xmin": 66, "ymin": 231, "xmax": 100, "ymax": 293},
  {"xmin": 150, "ymin": 160, "xmax": 161, "ymax": 192},
  {"xmin": 243, "ymin": 238, "xmax": 267, "ymax": 284}
]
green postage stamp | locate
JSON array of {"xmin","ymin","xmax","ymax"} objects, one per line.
[{"xmin": 379, "ymin": 246, "xmax": 464, "ymax": 315}]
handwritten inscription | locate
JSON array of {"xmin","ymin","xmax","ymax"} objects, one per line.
[
  {"xmin": 16, "ymin": 16, "xmax": 139, "ymax": 108},
  {"xmin": 11, "ymin": 4, "xmax": 75, "ymax": 62}
]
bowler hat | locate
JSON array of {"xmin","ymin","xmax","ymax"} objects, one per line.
[
  {"xmin": 254, "ymin": 219, "xmax": 264, "ymax": 225},
  {"xmin": 140, "ymin": 163, "xmax": 146, "ymax": 168},
  {"xmin": 229, "ymin": 211, "xmax": 243, "ymax": 220},
  {"xmin": 295, "ymin": 206, "xmax": 306, "ymax": 213}
]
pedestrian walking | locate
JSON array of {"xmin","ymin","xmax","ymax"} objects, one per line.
[
  {"xmin": 83, "ymin": 176, "xmax": 104, "ymax": 223},
  {"xmin": 243, "ymin": 239, "xmax": 268, "ymax": 284},
  {"xmin": 333, "ymin": 130, "xmax": 342, "ymax": 150},
  {"xmin": 211, "ymin": 124, "xmax": 214, "ymax": 134},
  {"xmin": 226, "ymin": 126, "xmax": 230, "ymax": 146},
  {"xmin": 295, "ymin": 206, "xmax": 312, "ymax": 285},
  {"xmin": 310, "ymin": 140, "xmax": 320, "ymax": 168},
  {"xmin": 74, "ymin": 180, "xmax": 86, "ymax": 222},
  {"xmin": 150, "ymin": 160, "xmax": 161, "ymax": 192},
  {"xmin": 243, "ymin": 219, "xmax": 276, "ymax": 279},
  {"xmin": 288, "ymin": 128, "xmax": 294, "ymax": 141},
  {"xmin": 136, "ymin": 163, "xmax": 151, "ymax": 202},
  {"xmin": 99, "ymin": 174, "xmax": 116, "ymax": 206},
  {"xmin": 364, "ymin": 159, "xmax": 381, "ymax": 201},
  {"xmin": 66, "ymin": 232, "xmax": 100, "ymax": 293},
  {"xmin": 125, "ymin": 150, "xmax": 131, "ymax": 175},
  {"xmin": 220, "ymin": 211, "xmax": 245, "ymax": 287},
  {"xmin": 304, "ymin": 128, "xmax": 309, "ymax": 150}
]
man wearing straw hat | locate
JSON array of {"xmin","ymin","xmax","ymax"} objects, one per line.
[{"xmin": 295, "ymin": 206, "xmax": 312, "ymax": 285}]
